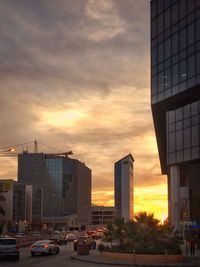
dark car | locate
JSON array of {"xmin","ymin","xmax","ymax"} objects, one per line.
[
  {"xmin": 50, "ymin": 233, "xmax": 66, "ymax": 245},
  {"xmin": 73, "ymin": 235, "xmax": 96, "ymax": 251},
  {"xmin": 0, "ymin": 237, "xmax": 20, "ymax": 260}
]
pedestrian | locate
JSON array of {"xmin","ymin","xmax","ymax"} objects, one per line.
[{"xmin": 189, "ymin": 238, "xmax": 196, "ymax": 256}]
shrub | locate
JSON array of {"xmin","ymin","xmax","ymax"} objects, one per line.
[{"xmin": 98, "ymin": 243, "xmax": 105, "ymax": 252}]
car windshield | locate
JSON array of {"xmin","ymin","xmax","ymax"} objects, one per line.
[{"xmin": 0, "ymin": 239, "xmax": 17, "ymax": 245}]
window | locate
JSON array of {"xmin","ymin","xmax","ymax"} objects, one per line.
[
  {"xmin": 179, "ymin": 0, "xmax": 186, "ymax": 19},
  {"xmin": 151, "ymin": 19, "xmax": 157, "ymax": 38},
  {"xmin": 158, "ymin": 43, "xmax": 164, "ymax": 63},
  {"xmin": 172, "ymin": 3, "xmax": 178, "ymax": 24},
  {"xmin": 169, "ymin": 132, "xmax": 175, "ymax": 152},
  {"xmin": 187, "ymin": 23, "xmax": 195, "ymax": 46},
  {"xmin": 191, "ymin": 125, "xmax": 199, "ymax": 147},
  {"xmin": 172, "ymin": 33, "xmax": 178, "ymax": 55},
  {"xmin": 172, "ymin": 64, "xmax": 179, "ymax": 85},
  {"xmin": 165, "ymin": 68, "xmax": 171, "ymax": 88},
  {"xmin": 180, "ymin": 28, "xmax": 186, "ymax": 50},
  {"xmin": 164, "ymin": 38, "xmax": 171, "ymax": 59},
  {"xmin": 188, "ymin": 55, "xmax": 195, "ymax": 77},
  {"xmin": 158, "ymin": 14, "xmax": 164, "ymax": 34},
  {"xmin": 152, "ymin": 47, "xmax": 157, "ymax": 66},
  {"xmin": 176, "ymin": 130, "xmax": 183, "ymax": 150},
  {"xmin": 187, "ymin": 0, "xmax": 195, "ymax": 13},
  {"xmin": 157, "ymin": 0, "xmax": 164, "ymax": 14},
  {"xmin": 184, "ymin": 104, "xmax": 190, "ymax": 118},
  {"xmin": 152, "ymin": 75, "xmax": 157, "ymax": 95},
  {"xmin": 183, "ymin": 128, "xmax": 191, "ymax": 148},
  {"xmin": 180, "ymin": 60, "xmax": 187, "ymax": 82},
  {"xmin": 164, "ymin": 8, "xmax": 171, "ymax": 29},
  {"xmin": 158, "ymin": 72, "xmax": 164, "ymax": 92}
]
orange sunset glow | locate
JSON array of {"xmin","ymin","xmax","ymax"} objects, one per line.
[{"xmin": 0, "ymin": 0, "xmax": 168, "ymax": 220}]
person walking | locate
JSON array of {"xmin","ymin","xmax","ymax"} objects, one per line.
[{"xmin": 189, "ymin": 238, "xmax": 196, "ymax": 256}]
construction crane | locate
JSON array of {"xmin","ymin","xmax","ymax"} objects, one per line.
[{"xmin": 0, "ymin": 140, "xmax": 73, "ymax": 158}]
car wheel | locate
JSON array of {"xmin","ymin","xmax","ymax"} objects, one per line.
[
  {"xmin": 56, "ymin": 247, "xmax": 60, "ymax": 254},
  {"xmin": 31, "ymin": 252, "xmax": 35, "ymax": 256}
]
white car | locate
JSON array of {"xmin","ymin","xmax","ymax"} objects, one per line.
[{"xmin": 30, "ymin": 240, "xmax": 59, "ymax": 256}]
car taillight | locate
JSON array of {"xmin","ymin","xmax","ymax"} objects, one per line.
[
  {"xmin": 16, "ymin": 245, "xmax": 20, "ymax": 250},
  {"xmin": 43, "ymin": 244, "xmax": 48, "ymax": 248}
]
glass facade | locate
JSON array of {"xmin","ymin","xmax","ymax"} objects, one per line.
[
  {"xmin": 167, "ymin": 100, "xmax": 200, "ymax": 164},
  {"xmin": 151, "ymin": 0, "xmax": 200, "ymax": 104},
  {"xmin": 45, "ymin": 158, "xmax": 63, "ymax": 216}
]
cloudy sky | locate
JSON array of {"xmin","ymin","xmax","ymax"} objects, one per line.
[{"xmin": 0, "ymin": 0, "xmax": 167, "ymax": 220}]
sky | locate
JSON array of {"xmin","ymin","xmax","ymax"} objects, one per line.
[{"xmin": 0, "ymin": 0, "xmax": 167, "ymax": 220}]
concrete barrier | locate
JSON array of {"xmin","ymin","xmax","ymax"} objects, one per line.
[{"xmin": 102, "ymin": 251, "xmax": 184, "ymax": 263}]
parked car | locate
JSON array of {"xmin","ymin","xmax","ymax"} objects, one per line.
[
  {"xmin": 73, "ymin": 235, "xmax": 96, "ymax": 251},
  {"xmin": 0, "ymin": 237, "xmax": 20, "ymax": 260},
  {"xmin": 30, "ymin": 240, "xmax": 59, "ymax": 256},
  {"xmin": 15, "ymin": 232, "xmax": 25, "ymax": 238},
  {"xmin": 65, "ymin": 233, "xmax": 76, "ymax": 242},
  {"xmin": 50, "ymin": 232, "xmax": 66, "ymax": 245}
]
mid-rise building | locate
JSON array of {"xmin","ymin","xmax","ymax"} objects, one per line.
[
  {"xmin": 91, "ymin": 206, "xmax": 116, "ymax": 225},
  {"xmin": 18, "ymin": 153, "xmax": 91, "ymax": 225},
  {"xmin": 151, "ymin": 0, "xmax": 200, "ymax": 229},
  {"xmin": 114, "ymin": 154, "xmax": 134, "ymax": 221}
]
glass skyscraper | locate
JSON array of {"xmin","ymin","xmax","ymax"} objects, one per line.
[
  {"xmin": 151, "ymin": 0, "xmax": 200, "ymax": 229},
  {"xmin": 18, "ymin": 153, "xmax": 91, "ymax": 225}
]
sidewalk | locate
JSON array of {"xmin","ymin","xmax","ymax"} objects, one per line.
[{"xmin": 71, "ymin": 250, "xmax": 197, "ymax": 267}]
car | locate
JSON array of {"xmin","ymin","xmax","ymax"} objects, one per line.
[
  {"xmin": 73, "ymin": 235, "xmax": 96, "ymax": 251},
  {"xmin": 30, "ymin": 240, "xmax": 59, "ymax": 256},
  {"xmin": 65, "ymin": 233, "xmax": 76, "ymax": 242},
  {"xmin": 0, "ymin": 237, "xmax": 20, "ymax": 260},
  {"xmin": 50, "ymin": 232, "xmax": 66, "ymax": 245},
  {"xmin": 32, "ymin": 231, "xmax": 41, "ymax": 236},
  {"xmin": 15, "ymin": 232, "xmax": 25, "ymax": 238}
]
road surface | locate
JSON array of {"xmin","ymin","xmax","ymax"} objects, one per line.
[{"xmin": 0, "ymin": 242, "xmax": 120, "ymax": 267}]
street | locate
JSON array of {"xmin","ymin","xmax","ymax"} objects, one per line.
[{"xmin": 0, "ymin": 242, "xmax": 121, "ymax": 267}]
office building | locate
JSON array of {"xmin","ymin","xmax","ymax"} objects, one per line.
[
  {"xmin": 0, "ymin": 179, "xmax": 42, "ymax": 229},
  {"xmin": 151, "ymin": 0, "xmax": 200, "ymax": 229},
  {"xmin": 114, "ymin": 154, "xmax": 134, "ymax": 221},
  {"xmin": 18, "ymin": 153, "xmax": 91, "ymax": 225},
  {"xmin": 91, "ymin": 206, "xmax": 117, "ymax": 225}
]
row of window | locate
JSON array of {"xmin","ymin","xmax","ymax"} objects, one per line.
[
  {"xmin": 168, "ymin": 147, "xmax": 200, "ymax": 164},
  {"xmin": 152, "ymin": 23, "xmax": 200, "ymax": 66},
  {"xmin": 152, "ymin": 6, "xmax": 200, "ymax": 39},
  {"xmin": 151, "ymin": 0, "xmax": 200, "ymax": 21},
  {"xmin": 166, "ymin": 100, "xmax": 200, "ymax": 165}
]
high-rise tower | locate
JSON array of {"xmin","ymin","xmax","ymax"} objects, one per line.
[{"xmin": 114, "ymin": 154, "xmax": 134, "ymax": 221}]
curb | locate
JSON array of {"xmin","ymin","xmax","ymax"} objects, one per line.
[{"xmin": 71, "ymin": 256, "xmax": 197, "ymax": 267}]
